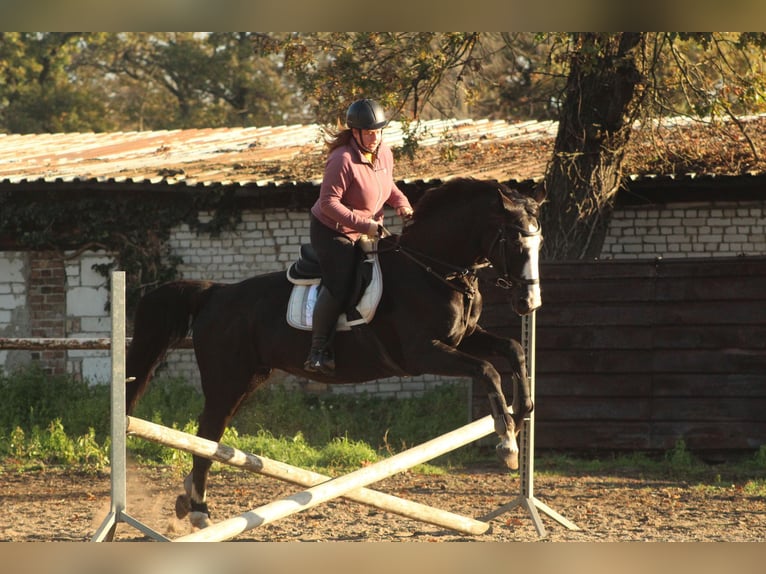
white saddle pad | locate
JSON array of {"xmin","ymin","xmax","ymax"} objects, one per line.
[{"xmin": 286, "ymin": 256, "xmax": 382, "ymax": 331}]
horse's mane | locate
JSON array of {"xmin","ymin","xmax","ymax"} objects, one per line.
[{"xmin": 412, "ymin": 177, "xmax": 539, "ymax": 222}]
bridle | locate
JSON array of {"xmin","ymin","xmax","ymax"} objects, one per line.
[
  {"xmin": 487, "ymin": 219, "xmax": 542, "ymax": 291},
  {"xmin": 375, "ymin": 215, "xmax": 541, "ymax": 297}
]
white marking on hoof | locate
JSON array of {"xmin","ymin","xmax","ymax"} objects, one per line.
[
  {"xmin": 497, "ymin": 444, "xmax": 519, "ymax": 470},
  {"xmin": 189, "ymin": 511, "xmax": 213, "ymax": 530},
  {"xmin": 496, "ymin": 433, "xmax": 520, "ymax": 470}
]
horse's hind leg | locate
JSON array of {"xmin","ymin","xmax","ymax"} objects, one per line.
[{"xmin": 176, "ymin": 371, "xmax": 270, "ymax": 530}]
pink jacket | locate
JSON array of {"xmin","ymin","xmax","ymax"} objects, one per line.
[{"xmin": 311, "ymin": 139, "xmax": 412, "ymax": 241}]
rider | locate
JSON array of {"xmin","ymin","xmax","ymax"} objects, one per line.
[{"xmin": 304, "ymin": 98, "xmax": 414, "ymax": 376}]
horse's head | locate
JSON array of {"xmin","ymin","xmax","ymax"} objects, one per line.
[
  {"xmin": 402, "ymin": 178, "xmax": 545, "ymax": 315},
  {"xmin": 486, "ymin": 183, "xmax": 545, "ymax": 315}
]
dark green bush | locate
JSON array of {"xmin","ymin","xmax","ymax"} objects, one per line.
[{"xmin": 0, "ymin": 364, "xmax": 110, "ymax": 439}]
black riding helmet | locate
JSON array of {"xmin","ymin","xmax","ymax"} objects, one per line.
[{"xmin": 346, "ymin": 99, "xmax": 388, "ymax": 130}]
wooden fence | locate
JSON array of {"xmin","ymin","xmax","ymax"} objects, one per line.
[{"xmin": 477, "ymin": 256, "xmax": 766, "ymax": 452}]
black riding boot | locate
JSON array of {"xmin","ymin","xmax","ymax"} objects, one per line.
[{"xmin": 304, "ymin": 287, "xmax": 342, "ymax": 375}]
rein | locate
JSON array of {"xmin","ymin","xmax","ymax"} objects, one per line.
[
  {"xmin": 373, "ymin": 215, "xmax": 542, "ymax": 296},
  {"xmin": 373, "ymin": 232, "xmax": 487, "ymax": 298}
]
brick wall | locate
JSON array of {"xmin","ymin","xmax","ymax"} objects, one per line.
[
  {"xmin": 602, "ymin": 201, "xmax": 766, "ymax": 259},
  {"xmin": 3, "ymin": 196, "xmax": 764, "ymax": 398},
  {"xmin": 27, "ymin": 251, "xmax": 67, "ymax": 375}
]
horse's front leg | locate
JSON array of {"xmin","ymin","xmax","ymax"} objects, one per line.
[
  {"xmin": 457, "ymin": 327, "xmax": 534, "ymax": 432},
  {"xmin": 408, "ymin": 340, "xmax": 520, "ymax": 470}
]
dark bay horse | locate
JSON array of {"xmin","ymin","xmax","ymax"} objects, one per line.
[{"xmin": 125, "ymin": 177, "xmax": 545, "ymax": 529}]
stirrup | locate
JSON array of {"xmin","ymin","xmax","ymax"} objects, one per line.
[{"xmin": 304, "ymin": 348, "xmax": 335, "ymax": 375}]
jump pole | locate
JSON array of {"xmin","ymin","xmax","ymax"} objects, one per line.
[
  {"xmin": 126, "ymin": 416, "xmax": 489, "ymax": 536},
  {"xmin": 173, "ymin": 412, "xmax": 501, "ymax": 542},
  {"xmin": 479, "ymin": 311, "xmax": 580, "ymax": 536},
  {"xmin": 92, "ymin": 271, "xmax": 168, "ymax": 542}
]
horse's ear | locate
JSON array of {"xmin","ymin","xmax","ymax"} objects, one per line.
[
  {"xmin": 530, "ymin": 182, "xmax": 547, "ymax": 204},
  {"xmin": 497, "ymin": 187, "xmax": 517, "ymax": 211}
]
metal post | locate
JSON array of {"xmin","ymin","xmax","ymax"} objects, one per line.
[
  {"xmin": 479, "ymin": 311, "xmax": 579, "ymax": 536},
  {"xmin": 92, "ymin": 271, "xmax": 168, "ymax": 542}
]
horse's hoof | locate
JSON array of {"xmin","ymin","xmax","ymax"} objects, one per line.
[
  {"xmin": 189, "ymin": 511, "xmax": 213, "ymax": 530},
  {"xmin": 496, "ymin": 444, "xmax": 519, "ymax": 470},
  {"xmin": 175, "ymin": 494, "xmax": 191, "ymax": 519}
]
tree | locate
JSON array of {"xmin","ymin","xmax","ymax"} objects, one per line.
[
  {"xmin": 82, "ymin": 33, "xmax": 301, "ymax": 131},
  {"xmin": 539, "ymin": 32, "xmax": 766, "ymax": 259},
  {"xmin": 0, "ymin": 32, "xmax": 115, "ymax": 133},
  {"xmin": 265, "ymin": 32, "xmax": 485, "ymax": 125},
  {"xmin": 540, "ymin": 33, "xmax": 644, "ymax": 259},
  {"xmin": 273, "ymin": 32, "xmax": 766, "ymax": 260}
]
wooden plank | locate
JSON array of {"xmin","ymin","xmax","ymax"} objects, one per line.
[
  {"xmin": 652, "ymin": 349, "xmax": 766, "ymax": 374},
  {"xmin": 538, "ymin": 421, "xmax": 766, "ymax": 451},
  {"xmin": 652, "ymin": 325, "xmax": 766, "ymax": 350},
  {"xmin": 652, "ymin": 374, "xmax": 766, "ymax": 397},
  {"xmin": 653, "ymin": 301, "xmax": 766, "ymax": 325},
  {"xmin": 535, "ymin": 349, "xmax": 654, "ymax": 374},
  {"xmin": 533, "ymin": 374, "xmax": 653, "ymax": 397},
  {"xmin": 537, "ymin": 304, "xmax": 657, "ymax": 327},
  {"xmin": 535, "ymin": 325, "xmax": 653, "ymax": 350},
  {"xmin": 536, "ymin": 422, "xmax": 651, "ymax": 450},
  {"xmin": 656, "ymin": 257, "xmax": 766, "ymax": 280},
  {"xmin": 0, "ymin": 337, "xmax": 194, "ymax": 350},
  {"xmin": 648, "ymin": 421, "xmax": 766, "ymax": 450},
  {"xmin": 540, "ymin": 260, "xmax": 658, "ymax": 281},
  {"xmin": 535, "ymin": 396, "xmax": 651, "ymax": 421},
  {"xmin": 476, "ymin": 257, "xmax": 766, "ymax": 452},
  {"xmin": 655, "ymin": 275, "xmax": 766, "ymax": 301},
  {"xmin": 650, "ymin": 397, "xmax": 766, "ymax": 422},
  {"xmin": 540, "ymin": 278, "xmax": 655, "ymax": 304}
]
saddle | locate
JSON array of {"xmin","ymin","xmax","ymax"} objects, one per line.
[{"xmin": 286, "ymin": 242, "xmax": 383, "ymax": 331}]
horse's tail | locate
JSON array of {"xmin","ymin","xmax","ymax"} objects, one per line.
[{"xmin": 125, "ymin": 280, "xmax": 215, "ymax": 414}]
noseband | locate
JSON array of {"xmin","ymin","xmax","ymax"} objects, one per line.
[{"xmin": 488, "ymin": 221, "xmax": 542, "ymax": 291}]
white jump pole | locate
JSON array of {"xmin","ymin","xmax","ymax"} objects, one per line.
[
  {"xmin": 174, "ymin": 412, "xmax": 501, "ymax": 542},
  {"xmin": 92, "ymin": 271, "xmax": 168, "ymax": 542},
  {"xmin": 126, "ymin": 416, "xmax": 489, "ymax": 536},
  {"xmin": 479, "ymin": 311, "xmax": 579, "ymax": 536}
]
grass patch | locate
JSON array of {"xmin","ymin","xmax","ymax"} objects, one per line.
[
  {"xmin": 4, "ymin": 365, "xmax": 766, "ymax": 486},
  {"xmin": 0, "ymin": 365, "xmax": 471, "ymax": 472}
]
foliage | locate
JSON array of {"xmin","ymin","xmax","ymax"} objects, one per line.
[
  {"xmin": 0, "ymin": 366, "xmax": 469, "ymax": 471},
  {"xmin": 0, "ymin": 32, "xmax": 116, "ymax": 133},
  {"xmin": 0, "ymin": 364, "xmax": 110, "ymax": 439},
  {"xmin": 535, "ymin": 32, "xmax": 766, "ymax": 259},
  {"xmin": 130, "ymin": 376, "xmax": 205, "ymax": 430},
  {"xmin": 3, "ymin": 366, "xmax": 766, "ymax": 482},
  {"xmin": 5, "ymin": 32, "xmax": 766, "ymax": 263},
  {"xmin": 0, "ymin": 189, "xmax": 241, "ymax": 311},
  {"xmin": 0, "ymin": 420, "xmax": 109, "ymax": 471},
  {"xmin": 231, "ymin": 382, "xmax": 470, "ymax": 451}
]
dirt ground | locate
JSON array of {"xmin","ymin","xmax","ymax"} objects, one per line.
[{"xmin": 1, "ymin": 460, "xmax": 765, "ymax": 543}]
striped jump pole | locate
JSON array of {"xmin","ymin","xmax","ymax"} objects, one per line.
[
  {"xmin": 126, "ymin": 416, "xmax": 489, "ymax": 536},
  {"xmin": 171, "ymin": 413, "xmax": 502, "ymax": 542}
]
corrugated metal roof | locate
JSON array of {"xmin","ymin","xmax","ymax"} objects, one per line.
[
  {"xmin": 0, "ymin": 118, "xmax": 558, "ymax": 189},
  {"xmin": 2, "ymin": 113, "xmax": 766, "ymax": 192}
]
